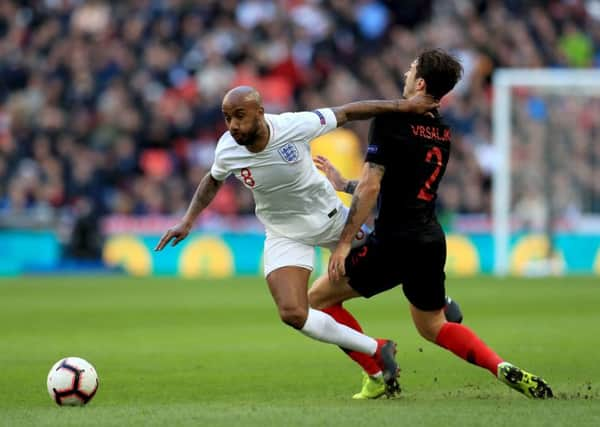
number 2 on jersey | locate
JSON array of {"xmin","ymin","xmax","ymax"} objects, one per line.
[
  {"xmin": 417, "ymin": 146, "xmax": 443, "ymax": 201},
  {"xmin": 241, "ymin": 168, "xmax": 256, "ymax": 187}
]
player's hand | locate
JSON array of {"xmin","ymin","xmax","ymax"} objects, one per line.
[
  {"xmin": 154, "ymin": 222, "xmax": 192, "ymax": 251},
  {"xmin": 314, "ymin": 155, "xmax": 347, "ymax": 192},
  {"xmin": 404, "ymin": 94, "xmax": 440, "ymax": 114},
  {"xmin": 328, "ymin": 242, "xmax": 352, "ymax": 282}
]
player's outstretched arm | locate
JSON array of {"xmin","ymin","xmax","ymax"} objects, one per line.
[
  {"xmin": 330, "ymin": 94, "xmax": 438, "ymax": 126},
  {"xmin": 154, "ymin": 173, "xmax": 223, "ymax": 251},
  {"xmin": 328, "ymin": 162, "xmax": 385, "ymax": 281}
]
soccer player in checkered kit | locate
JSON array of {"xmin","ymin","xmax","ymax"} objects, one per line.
[
  {"xmin": 156, "ymin": 85, "xmax": 460, "ymax": 396},
  {"xmin": 311, "ymin": 50, "xmax": 552, "ymax": 400}
]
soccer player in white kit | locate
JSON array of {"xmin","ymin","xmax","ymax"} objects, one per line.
[{"xmin": 155, "ymin": 86, "xmax": 438, "ymax": 392}]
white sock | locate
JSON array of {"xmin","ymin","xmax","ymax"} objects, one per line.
[{"xmin": 300, "ymin": 308, "xmax": 378, "ymax": 355}]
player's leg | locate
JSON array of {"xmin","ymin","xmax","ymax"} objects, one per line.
[
  {"xmin": 403, "ymin": 233, "xmax": 506, "ymax": 375},
  {"xmin": 308, "ymin": 274, "xmax": 386, "ymax": 398},
  {"xmin": 266, "ymin": 266, "xmax": 312, "ymax": 329},
  {"xmin": 317, "ymin": 236, "xmax": 401, "ymax": 397},
  {"xmin": 404, "ymin": 232, "xmax": 552, "ymax": 398},
  {"xmin": 409, "ymin": 304, "xmax": 553, "ymax": 398},
  {"xmin": 309, "ymin": 271, "xmax": 462, "ymax": 375},
  {"xmin": 309, "ymin": 272, "xmax": 402, "ymax": 378},
  {"xmin": 310, "ymin": 217, "xmax": 386, "ymax": 381},
  {"xmin": 409, "ymin": 305, "xmax": 503, "ymax": 374},
  {"xmin": 266, "ymin": 266, "xmax": 391, "ymax": 356},
  {"xmin": 308, "ymin": 275, "xmax": 366, "ymax": 348},
  {"xmin": 263, "ymin": 235, "xmax": 386, "ymax": 356}
]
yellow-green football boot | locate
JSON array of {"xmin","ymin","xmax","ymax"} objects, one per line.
[
  {"xmin": 497, "ymin": 362, "xmax": 553, "ymax": 399},
  {"xmin": 352, "ymin": 373, "xmax": 386, "ymax": 400}
]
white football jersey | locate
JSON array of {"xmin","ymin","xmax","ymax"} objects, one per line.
[{"xmin": 210, "ymin": 108, "xmax": 343, "ymax": 243}]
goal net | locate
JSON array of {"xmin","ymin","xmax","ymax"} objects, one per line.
[{"xmin": 492, "ymin": 69, "xmax": 600, "ymax": 276}]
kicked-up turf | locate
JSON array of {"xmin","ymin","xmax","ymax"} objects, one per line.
[{"xmin": 1, "ymin": 275, "xmax": 599, "ymax": 426}]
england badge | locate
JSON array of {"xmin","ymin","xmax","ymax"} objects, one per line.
[{"xmin": 278, "ymin": 143, "xmax": 300, "ymax": 163}]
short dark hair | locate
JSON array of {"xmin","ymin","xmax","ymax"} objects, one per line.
[{"xmin": 415, "ymin": 49, "xmax": 463, "ymax": 100}]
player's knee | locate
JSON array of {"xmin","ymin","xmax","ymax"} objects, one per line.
[
  {"xmin": 307, "ymin": 287, "xmax": 325, "ymax": 310},
  {"xmin": 412, "ymin": 315, "xmax": 445, "ymax": 343},
  {"xmin": 415, "ymin": 324, "xmax": 438, "ymax": 342},
  {"xmin": 278, "ymin": 306, "xmax": 307, "ymax": 329}
]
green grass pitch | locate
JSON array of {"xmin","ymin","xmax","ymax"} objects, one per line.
[{"xmin": 1, "ymin": 275, "xmax": 599, "ymax": 426}]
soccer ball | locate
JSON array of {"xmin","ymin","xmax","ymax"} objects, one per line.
[{"xmin": 47, "ymin": 357, "xmax": 99, "ymax": 406}]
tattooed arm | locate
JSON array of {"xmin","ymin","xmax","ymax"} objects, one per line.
[
  {"xmin": 338, "ymin": 162, "xmax": 385, "ymax": 244},
  {"xmin": 155, "ymin": 173, "xmax": 223, "ymax": 250},
  {"xmin": 330, "ymin": 95, "xmax": 439, "ymax": 127},
  {"xmin": 328, "ymin": 162, "xmax": 385, "ymax": 281},
  {"xmin": 181, "ymin": 173, "xmax": 223, "ymax": 225}
]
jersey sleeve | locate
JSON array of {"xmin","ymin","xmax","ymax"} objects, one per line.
[
  {"xmin": 290, "ymin": 108, "xmax": 338, "ymax": 143},
  {"xmin": 365, "ymin": 116, "xmax": 392, "ymax": 167},
  {"xmin": 209, "ymin": 143, "xmax": 231, "ymax": 181}
]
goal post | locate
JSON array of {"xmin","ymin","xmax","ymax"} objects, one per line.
[{"xmin": 492, "ymin": 69, "xmax": 600, "ymax": 276}]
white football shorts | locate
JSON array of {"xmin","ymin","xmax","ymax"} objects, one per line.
[{"xmin": 263, "ymin": 206, "xmax": 370, "ymax": 277}]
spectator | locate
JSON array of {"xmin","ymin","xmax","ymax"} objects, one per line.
[{"xmin": 0, "ymin": 0, "xmax": 597, "ymax": 237}]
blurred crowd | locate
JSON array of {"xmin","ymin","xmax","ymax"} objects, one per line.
[
  {"xmin": 1, "ymin": 0, "xmax": 600, "ymax": 242},
  {"xmin": 510, "ymin": 92, "xmax": 600, "ymax": 230}
]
